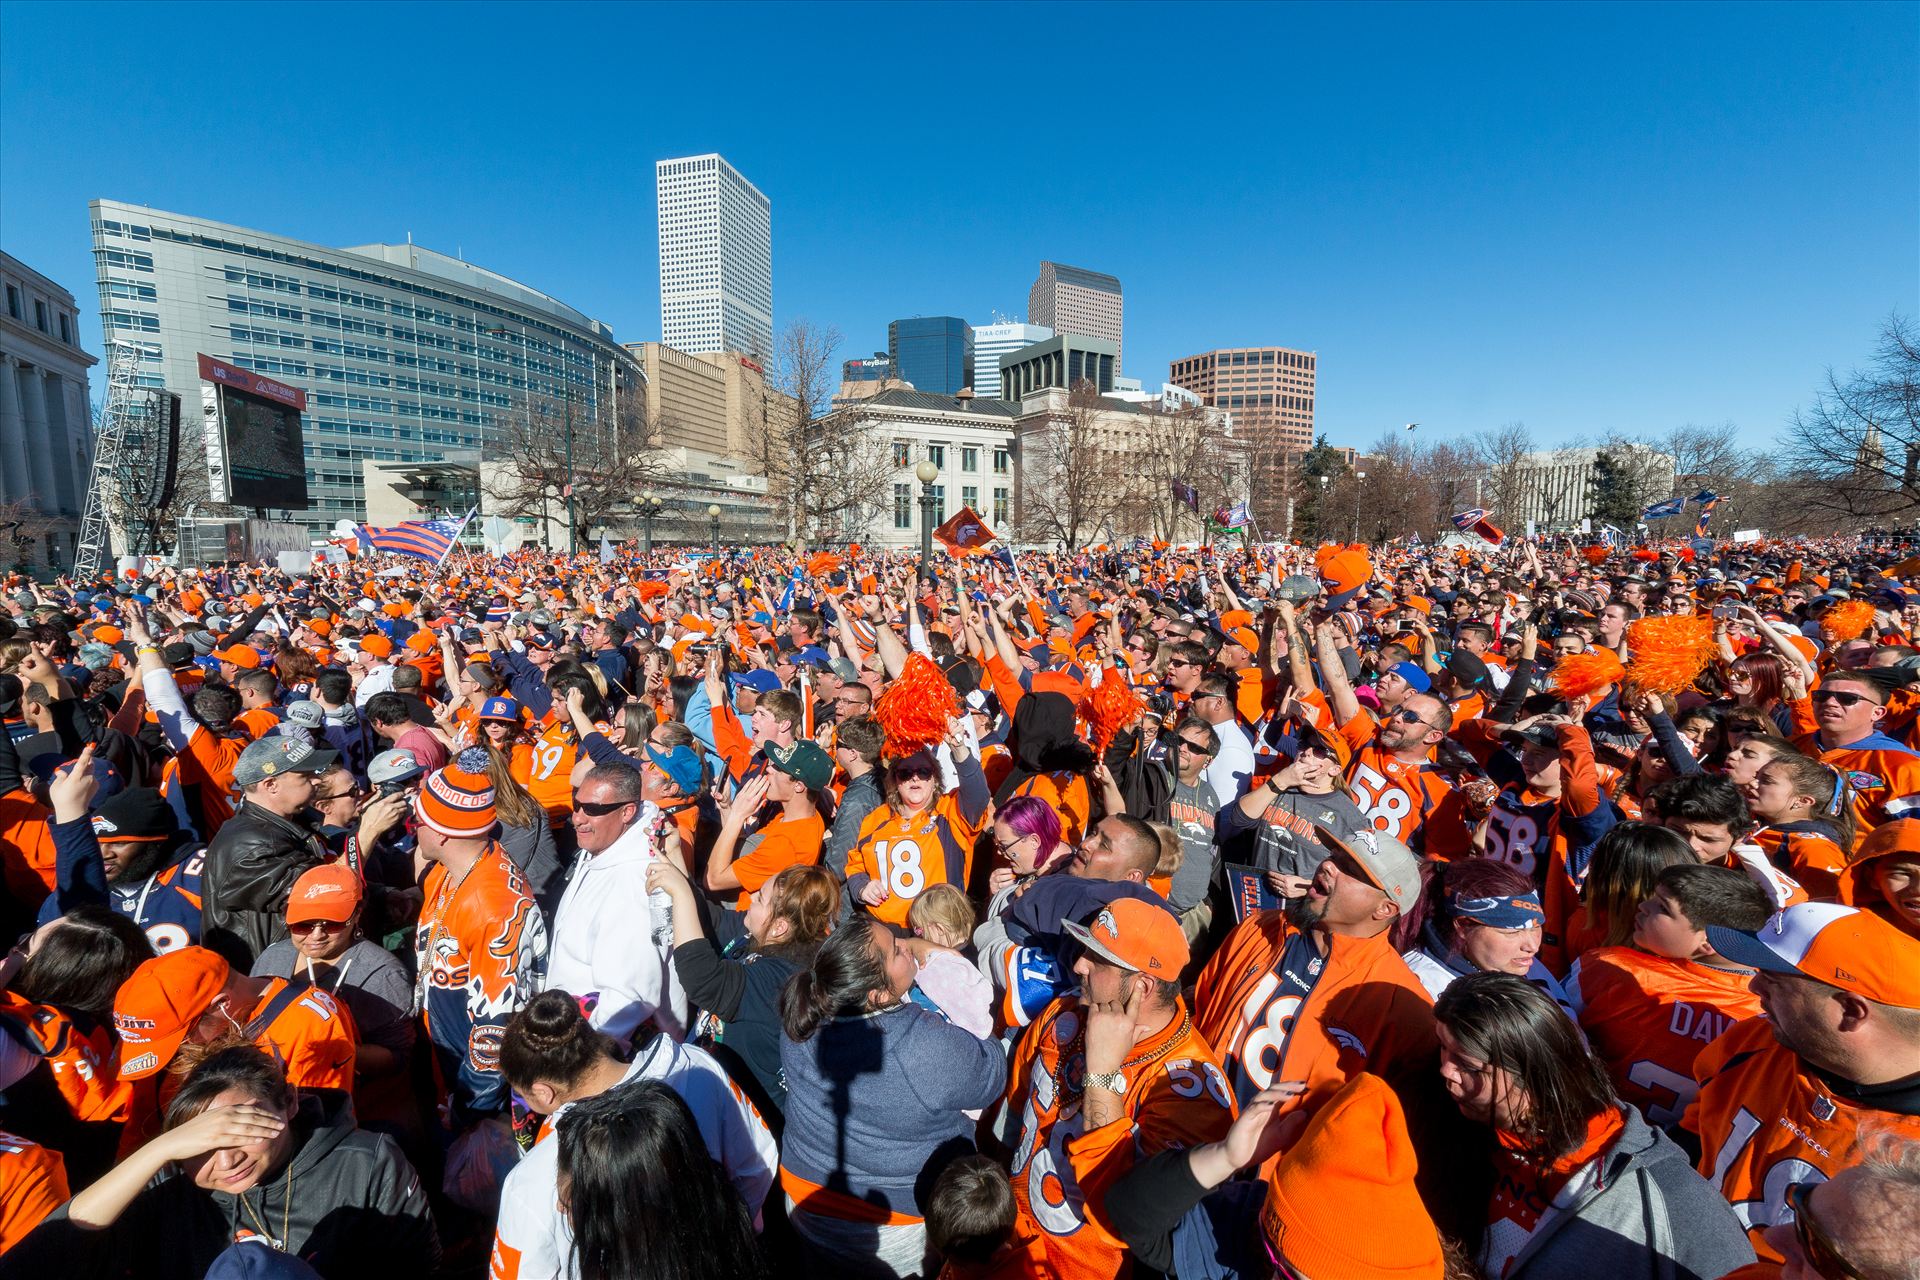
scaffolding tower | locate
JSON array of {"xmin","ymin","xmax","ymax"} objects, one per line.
[{"xmin": 72, "ymin": 341, "xmax": 144, "ymax": 582}]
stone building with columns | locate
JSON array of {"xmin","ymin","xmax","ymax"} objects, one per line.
[{"xmin": 0, "ymin": 251, "xmax": 97, "ymax": 571}]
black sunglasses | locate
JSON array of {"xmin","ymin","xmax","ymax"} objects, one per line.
[
  {"xmin": 1787, "ymin": 1180, "xmax": 1868, "ymax": 1280},
  {"xmin": 1810, "ymin": 689, "xmax": 1875, "ymax": 708},
  {"xmin": 574, "ymin": 798, "xmax": 633, "ymax": 816}
]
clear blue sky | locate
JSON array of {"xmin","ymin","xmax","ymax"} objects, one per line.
[{"xmin": 3, "ymin": 0, "xmax": 1914, "ymax": 452}]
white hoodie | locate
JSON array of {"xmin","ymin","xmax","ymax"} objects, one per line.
[
  {"xmin": 489, "ymin": 1036, "xmax": 778, "ymax": 1279},
  {"xmin": 542, "ymin": 803, "xmax": 687, "ymax": 1044}
]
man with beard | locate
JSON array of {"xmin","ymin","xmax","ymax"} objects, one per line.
[
  {"xmin": 1194, "ymin": 827, "xmax": 1437, "ymax": 1117},
  {"xmin": 39, "ymin": 749, "xmax": 204, "ymax": 955}
]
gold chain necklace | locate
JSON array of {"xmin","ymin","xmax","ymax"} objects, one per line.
[
  {"xmin": 424, "ymin": 850, "xmax": 485, "ymax": 971},
  {"xmin": 239, "ymin": 1149, "xmax": 293, "ymax": 1249},
  {"xmin": 1052, "ymin": 1008, "xmax": 1192, "ymax": 1103}
]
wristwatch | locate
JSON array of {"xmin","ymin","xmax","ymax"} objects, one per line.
[{"xmin": 1083, "ymin": 1069, "xmax": 1128, "ymax": 1094}]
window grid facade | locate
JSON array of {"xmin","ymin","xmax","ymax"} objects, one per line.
[
  {"xmin": 656, "ymin": 154, "xmax": 773, "ymax": 358},
  {"xmin": 1168, "ymin": 345, "xmax": 1317, "ymax": 454}
]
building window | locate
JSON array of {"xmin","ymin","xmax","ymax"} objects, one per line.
[
  {"xmin": 961, "ymin": 446, "xmax": 978, "ymax": 472},
  {"xmin": 58, "ymin": 314, "xmax": 72, "ymax": 344},
  {"xmin": 926, "ymin": 443, "xmax": 945, "ymax": 469},
  {"xmin": 993, "ymin": 447, "xmax": 1010, "ymax": 475},
  {"xmin": 4, "ymin": 285, "xmax": 17, "ymax": 319},
  {"xmin": 962, "ymin": 485, "xmax": 978, "ymax": 511},
  {"xmin": 931, "ymin": 485, "xmax": 946, "ymax": 524},
  {"xmin": 892, "ymin": 440, "xmax": 911, "ymax": 467},
  {"xmin": 894, "ymin": 483, "xmax": 912, "ymax": 529},
  {"xmin": 33, "ymin": 300, "xmax": 47, "ymax": 332},
  {"xmin": 994, "ymin": 487, "xmax": 1010, "ymax": 526}
]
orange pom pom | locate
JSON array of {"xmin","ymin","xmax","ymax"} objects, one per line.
[
  {"xmin": 1582, "ymin": 545, "xmax": 1610, "ymax": 566},
  {"xmin": 1821, "ymin": 599, "xmax": 1877, "ymax": 644},
  {"xmin": 1081, "ymin": 674, "xmax": 1145, "ymax": 755},
  {"xmin": 1550, "ymin": 648, "xmax": 1626, "ymax": 701},
  {"xmin": 1624, "ymin": 615, "xmax": 1717, "ymax": 696},
  {"xmin": 873, "ymin": 653, "xmax": 959, "ymax": 759}
]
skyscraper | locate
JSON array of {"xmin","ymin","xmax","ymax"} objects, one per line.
[
  {"xmin": 1027, "ymin": 262, "xmax": 1122, "ymax": 369},
  {"xmin": 969, "ymin": 322, "xmax": 1051, "ymax": 400},
  {"xmin": 1169, "ymin": 346, "xmax": 1317, "ymax": 454},
  {"xmin": 886, "ymin": 317, "xmax": 973, "ymax": 396},
  {"xmin": 656, "ymin": 154, "xmax": 773, "ymax": 359}
]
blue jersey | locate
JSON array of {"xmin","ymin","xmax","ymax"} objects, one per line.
[{"xmin": 42, "ymin": 816, "xmax": 206, "ymax": 954}]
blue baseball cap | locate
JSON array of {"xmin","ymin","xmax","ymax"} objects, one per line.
[
  {"xmin": 1389, "ymin": 661, "xmax": 1433, "ymax": 694},
  {"xmin": 645, "ymin": 744, "xmax": 703, "ymax": 796},
  {"xmin": 734, "ymin": 669, "xmax": 781, "ymax": 695},
  {"xmin": 478, "ymin": 696, "xmax": 521, "ymax": 723}
]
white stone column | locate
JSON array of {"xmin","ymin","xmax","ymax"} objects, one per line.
[
  {"xmin": 16, "ymin": 359, "xmax": 60, "ymax": 510},
  {"xmin": 0, "ymin": 357, "xmax": 33, "ymax": 507}
]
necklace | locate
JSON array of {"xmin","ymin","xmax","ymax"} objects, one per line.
[
  {"xmin": 239, "ymin": 1149, "xmax": 294, "ymax": 1249},
  {"xmin": 424, "ymin": 850, "xmax": 485, "ymax": 982},
  {"xmin": 1051, "ymin": 1007, "xmax": 1192, "ymax": 1103}
]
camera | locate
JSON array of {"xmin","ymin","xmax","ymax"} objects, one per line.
[{"xmin": 1711, "ymin": 603, "xmax": 1739, "ymax": 621}]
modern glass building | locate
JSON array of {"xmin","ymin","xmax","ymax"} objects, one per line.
[
  {"xmin": 968, "ymin": 322, "xmax": 1051, "ymax": 400},
  {"xmin": 887, "ymin": 316, "xmax": 973, "ymax": 396},
  {"xmin": 88, "ymin": 200, "xmax": 643, "ymax": 533}
]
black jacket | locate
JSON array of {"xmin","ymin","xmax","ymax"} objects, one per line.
[
  {"xmin": 201, "ymin": 799, "xmax": 328, "ymax": 969},
  {"xmin": 6, "ymin": 1090, "xmax": 440, "ymax": 1280}
]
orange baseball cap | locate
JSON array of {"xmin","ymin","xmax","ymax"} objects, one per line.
[
  {"xmin": 285, "ymin": 863, "xmax": 363, "ymax": 924},
  {"xmin": 1063, "ymin": 898, "xmax": 1188, "ymax": 977},
  {"xmin": 1709, "ymin": 902, "xmax": 1920, "ymax": 1009},
  {"xmin": 1838, "ymin": 817, "xmax": 1920, "ymax": 909},
  {"xmin": 212, "ymin": 644, "xmax": 261, "ymax": 669},
  {"xmin": 113, "ymin": 946, "xmax": 229, "ymax": 1080},
  {"xmin": 359, "ymin": 633, "xmax": 393, "ymax": 658}
]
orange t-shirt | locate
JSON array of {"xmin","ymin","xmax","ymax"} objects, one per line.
[
  {"xmin": 0, "ymin": 1131, "xmax": 67, "ymax": 1255},
  {"xmin": 729, "ymin": 810, "xmax": 825, "ymax": 909}
]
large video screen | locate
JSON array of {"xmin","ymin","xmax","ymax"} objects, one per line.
[
  {"xmin": 197, "ymin": 354, "xmax": 310, "ymax": 511},
  {"xmin": 216, "ymin": 384, "xmax": 309, "ymax": 508}
]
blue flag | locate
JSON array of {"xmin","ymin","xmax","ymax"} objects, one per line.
[
  {"xmin": 1641, "ymin": 496, "xmax": 1686, "ymax": 520},
  {"xmin": 1690, "ymin": 489, "xmax": 1720, "ymax": 506}
]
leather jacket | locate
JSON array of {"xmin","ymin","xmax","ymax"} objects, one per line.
[{"xmin": 201, "ymin": 799, "xmax": 327, "ymax": 969}]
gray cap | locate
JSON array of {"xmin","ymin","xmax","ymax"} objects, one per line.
[
  {"xmin": 829, "ymin": 656, "xmax": 860, "ymax": 682},
  {"xmin": 1275, "ymin": 574, "xmax": 1322, "ymax": 603},
  {"xmin": 367, "ymin": 748, "xmax": 424, "ymax": 786},
  {"xmin": 1314, "ymin": 825, "xmax": 1422, "ymax": 915},
  {"xmin": 184, "ymin": 630, "xmax": 219, "ymax": 656},
  {"xmin": 284, "ymin": 700, "xmax": 326, "ymax": 730},
  {"xmin": 233, "ymin": 735, "xmax": 338, "ymax": 788},
  {"xmin": 529, "ymin": 609, "xmax": 554, "ymax": 627}
]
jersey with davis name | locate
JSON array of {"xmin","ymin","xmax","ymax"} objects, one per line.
[
  {"xmin": 1004, "ymin": 996, "xmax": 1234, "ymax": 1280},
  {"xmin": 1682, "ymin": 1016, "xmax": 1920, "ymax": 1264},
  {"xmin": 1565, "ymin": 948, "xmax": 1762, "ymax": 1129}
]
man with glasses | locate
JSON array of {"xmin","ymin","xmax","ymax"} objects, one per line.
[
  {"xmin": 1163, "ymin": 719, "xmax": 1222, "ymax": 933},
  {"xmin": 1190, "ymin": 674, "xmax": 1254, "ymax": 802},
  {"xmin": 1161, "ymin": 641, "xmax": 1210, "ymax": 713},
  {"xmin": 1796, "ymin": 671, "xmax": 1920, "ymax": 833},
  {"xmin": 1762, "ymin": 1137, "xmax": 1920, "ymax": 1280},
  {"xmin": 546, "ymin": 763, "xmax": 686, "ymax": 1045},
  {"xmin": 1684, "ymin": 902, "xmax": 1920, "ymax": 1266}
]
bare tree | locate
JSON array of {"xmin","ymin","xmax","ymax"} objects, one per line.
[
  {"xmin": 1779, "ymin": 315, "xmax": 1920, "ymax": 522},
  {"xmin": 0, "ymin": 496, "xmax": 62, "ymax": 573},
  {"xmin": 1122, "ymin": 402, "xmax": 1241, "ymax": 542},
  {"xmin": 1016, "ymin": 381, "xmax": 1127, "ymax": 552},
  {"xmin": 483, "ymin": 388, "xmax": 667, "ymax": 548},
  {"xmin": 749, "ymin": 319, "xmax": 892, "ymax": 544},
  {"xmin": 1471, "ymin": 421, "xmax": 1535, "ymax": 522}
]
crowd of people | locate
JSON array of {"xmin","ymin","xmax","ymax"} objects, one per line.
[{"xmin": 0, "ymin": 529, "xmax": 1917, "ymax": 1280}]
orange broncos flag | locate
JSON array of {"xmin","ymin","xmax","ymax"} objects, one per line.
[{"xmin": 932, "ymin": 505, "xmax": 997, "ymax": 556}]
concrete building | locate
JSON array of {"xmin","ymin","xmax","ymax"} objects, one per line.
[
  {"xmin": 814, "ymin": 389, "xmax": 1022, "ymax": 549},
  {"xmin": 887, "ymin": 316, "xmax": 973, "ymax": 396},
  {"xmin": 656, "ymin": 154, "xmax": 773, "ymax": 359},
  {"xmin": 969, "ymin": 321, "xmax": 1051, "ymax": 399},
  {"xmin": 624, "ymin": 342, "xmax": 794, "ymax": 461},
  {"xmin": 1501, "ymin": 445, "xmax": 1677, "ymax": 532},
  {"xmin": 1168, "ymin": 345, "xmax": 1317, "ymax": 455},
  {"xmin": 1000, "ymin": 334, "xmax": 1118, "ymax": 400},
  {"xmin": 0, "ymin": 251, "xmax": 97, "ymax": 570},
  {"xmin": 87, "ymin": 200, "xmax": 644, "ymax": 535},
  {"xmin": 1028, "ymin": 262, "xmax": 1122, "ymax": 369}
]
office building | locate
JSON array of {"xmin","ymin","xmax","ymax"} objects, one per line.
[
  {"xmin": 969, "ymin": 322, "xmax": 1050, "ymax": 399},
  {"xmin": 815, "ymin": 389, "xmax": 1022, "ymax": 548},
  {"xmin": 0, "ymin": 251, "xmax": 97, "ymax": 569},
  {"xmin": 88, "ymin": 200, "xmax": 644, "ymax": 533},
  {"xmin": 1168, "ymin": 345, "xmax": 1317, "ymax": 455},
  {"xmin": 656, "ymin": 154, "xmax": 773, "ymax": 359},
  {"xmin": 1501, "ymin": 445, "xmax": 1676, "ymax": 533},
  {"xmin": 887, "ymin": 316, "xmax": 973, "ymax": 396},
  {"xmin": 1028, "ymin": 262, "xmax": 1122, "ymax": 369},
  {"xmin": 1001, "ymin": 334, "xmax": 1118, "ymax": 400},
  {"xmin": 625, "ymin": 342, "xmax": 795, "ymax": 461}
]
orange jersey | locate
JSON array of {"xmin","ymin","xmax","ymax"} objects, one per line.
[
  {"xmin": 0, "ymin": 789, "xmax": 55, "ymax": 904},
  {"xmin": 1007, "ymin": 771, "xmax": 1092, "ymax": 846},
  {"xmin": 0, "ymin": 991, "xmax": 129, "ymax": 1124},
  {"xmin": 1565, "ymin": 948, "xmax": 1762, "ymax": 1128},
  {"xmin": 1344, "ymin": 743, "xmax": 1470, "ymax": 857},
  {"xmin": 844, "ymin": 781, "xmax": 988, "ymax": 929},
  {"xmin": 1005, "ymin": 996, "xmax": 1234, "ymax": 1280},
  {"xmin": 0, "ymin": 1131, "xmax": 67, "ymax": 1255},
  {"xmin": 1798, "ymin": 728, "xmax": 1920, "ymax": 836},
  {"xmin": 1683, "ymin": 1017, "xmax": 1920, "ymax": 1263},
  {"xmin": 523, "ymin": 719, "xmax": 582, "ymax": 820},
  {"xmin": 251, "ymin": 977, "xmax": 358, "ymax": 1093},
  {"xmin": 1751, "ymin": 824, "xmax": 1849, "ymax": 901}
]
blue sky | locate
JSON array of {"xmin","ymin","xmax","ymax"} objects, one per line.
[{"xmin": 2, "ymin": 0, "xmax": 1914, "ymax": 452}]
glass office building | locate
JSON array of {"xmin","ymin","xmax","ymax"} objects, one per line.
[
  {"xmin": 88, "ymin": 199, "xmax": 643, "ymax": 533},
  {"xmin": 887, "ymin": 316, "xmax": 974, "ymax": 396}
]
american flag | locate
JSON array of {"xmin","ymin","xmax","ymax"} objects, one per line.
[{"xmin": 358, "ymin": 506, "xmax": 476, "ymax": 563}]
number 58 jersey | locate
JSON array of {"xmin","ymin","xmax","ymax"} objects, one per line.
[{"xmin": 1345, "ymin": 743, "xmax": 1471, "ymax": 858}]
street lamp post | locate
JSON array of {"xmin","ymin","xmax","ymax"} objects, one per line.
[
  {"xmin": 1352, "ymin": 470, "xmax": 1367, "ymax": 542},
  {"xmin": 707, "ymin": 504, "xmax": 722, "ymax": 554},
  {"xmin": 563, "ymin": 382, "xmax": 576, "ymax": 557},
  {"xmin": 638, "ymin": 492, "xmax": 665, "ymax": 554},
  {"xmin": 915, "ymin": 459, "xmax": 940, "ymax": 577}
]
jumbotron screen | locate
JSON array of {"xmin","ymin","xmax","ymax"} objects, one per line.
[{"xmin": 197, "ymin": 354, "xmax": 310, "ymax": 510}]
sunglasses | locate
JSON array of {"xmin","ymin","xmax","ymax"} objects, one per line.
[
  {"xmin": 1810, "ymin": 689, "xmax": 1875, "ymax": 708},
  {"xmin": 1787, "ymin": 1180, "xmax": 1868, "ymax": 1280},
  {"xmin": 289, "ymin": 919, "xmax": 348, "ymax": 936},
  {"xmin": 1166, "ymin": 658, "xmax": 1198, "ymax": 668},
  {"xmin": 1391, "ymin": 708, "xmax": 1438, "ymax": 729},
  {"xmin": 573, "ymin": 798, "xmax": 634, "ymax": 816},
  {"xmin": 1176, "ymin": 737, "xmax": 1215, "ymax": 755}
]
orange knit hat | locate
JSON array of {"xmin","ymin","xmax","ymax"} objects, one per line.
[{"xmin": 1259, "ymin": 1073, "xmax": 1443, "ymax": 1280}]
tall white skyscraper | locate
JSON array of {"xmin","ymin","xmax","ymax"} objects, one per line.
[
  {"xmin": 656, "ymin": 154, "xmax": 772, "ymax": 359},
  {"xmin": 969, "ymin": 322, "xmax": 1052, "ymax": 399}
]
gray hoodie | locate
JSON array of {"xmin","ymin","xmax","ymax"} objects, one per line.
[{"xmin": 1494, "ymin": 1104, "xmax": 1755, "ymax": 1280}]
